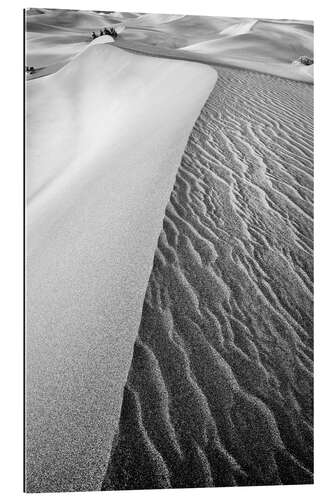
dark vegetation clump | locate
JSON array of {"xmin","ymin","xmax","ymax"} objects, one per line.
[
  {"xmin": 296, "ymin": 55, "xmax": 313, "ymax": 66},
  {"xmin": 91, "ymin": 27, "xmax": 118, "ymax": 41},
  {"xmin": 25, "ymin": 66, "xmax": 35, "ymax": 74}
]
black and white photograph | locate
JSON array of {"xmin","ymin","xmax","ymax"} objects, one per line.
[{"xmin": 23, "ymin": 2, "xmax": 314, "ymax": 495}]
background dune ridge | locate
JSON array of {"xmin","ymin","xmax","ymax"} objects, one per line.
[{"xmin": 26, "ymin": 10, "xmax": 313, "ymax": 82}]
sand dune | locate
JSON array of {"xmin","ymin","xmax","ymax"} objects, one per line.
[
  {"xmin": 123, "ymin": 13, "xmax": 186, "ymax": 26},
  {"xmin": 25, "ymin": 41, "xmax": 216, "ymax": 492},
  {"xmin": 27, "ymin": 8, "xmax": 124, "ymax": 30},
  {"xmin": 102, "ymin": 66, "xmax": 313, "ymax": 489},
  {"xmin": 180, "ymin": 19, "xmax": 313, "ymax": 81},
  {"xmin": 25, "ymin": 8, "xmax": 122, "ymax": 75},
  {"xmin": 116, "ymin": 15, "xmax": 313, "ymax": 81},
  {"xmin": 26, "ymin": 10, "xmax": 313, "ymax": 83},
  {"xmin": 219, "ymin": 19, "xmax": 258, "ymax": 36},
  {"xmin": 25, "ymin": 9, "xmax": 313, "ymax": 492}
]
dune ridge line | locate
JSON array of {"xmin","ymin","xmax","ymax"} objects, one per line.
[{"xmin": 25, "ymin": 43, "xmax": 217, "ymax": 493}]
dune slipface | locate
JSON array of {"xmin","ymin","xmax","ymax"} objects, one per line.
[{"xmin": 102, "ymin": 67, "xmax": 313, "ymax": 489}]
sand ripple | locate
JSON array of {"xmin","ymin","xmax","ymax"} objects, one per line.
[{"xmin": 102, "ymin": 67, "xmax": 313, "ymax": 489}]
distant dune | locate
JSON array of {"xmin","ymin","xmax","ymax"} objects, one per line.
[
  {"xmin": 25, "ymin": 10, "xmax": 313, "ymax": 82},
  {"xmin": 25, "ymin": 8, "xmax": 127, "ymax": 74},
  {"xmin": 25, "ymin": 40, "xmax": 216, "ymax": 492},
  {"xmin": 180, "ymin": 19, "xmax": 313, "ymax": 81},
  {"xmin": 218, "ymin": 19, "xmax": 258, "ymax": 36},
  {"xmin": 122, "ymin": 13, "xmax": 186, "ymax": 26}
]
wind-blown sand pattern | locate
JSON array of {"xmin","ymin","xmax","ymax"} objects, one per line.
[
  {"xmin": 102, "ymin": 67, "xmax": 313, "ymax": 489},
  {"xmin": 25, "ymin": 9, "xmax": 314, "ymax": 493}
]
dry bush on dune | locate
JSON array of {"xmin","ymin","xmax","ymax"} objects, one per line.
[{"xmin": 295, "ymin": 55, "xmax": 313, "ymax": 65}]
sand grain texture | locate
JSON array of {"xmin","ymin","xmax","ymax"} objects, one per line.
[
  {"xmin": 102, "ymin": 67, "xmax": 313, "ymax": 490},
  {"xmin": 25, "ymin": 10, "xmax": 313, "ymax": 492}
]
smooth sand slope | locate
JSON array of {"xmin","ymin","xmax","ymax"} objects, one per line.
[
  {"xmin": 25, "ymin": 41, "xmax": 216, "ymax": 492},
  {"xmin": 102, "ymin": 67, "xmax": 313, "ymax": 489}
]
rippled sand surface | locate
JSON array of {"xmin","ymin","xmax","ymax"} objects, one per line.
[{"xmin": 102, "ymin": 67, "xmax": 313, "ymax": 489}]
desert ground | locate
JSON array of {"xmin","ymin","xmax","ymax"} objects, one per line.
[{"xmin": 25, "ymin": 9, "xmax": 313, "ymax": 492}]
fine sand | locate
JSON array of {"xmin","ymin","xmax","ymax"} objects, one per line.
[
  {"xmin": 25, "ymin": 8, "xmax": 313, "ymax": 493},
  {"xmin": 25, "ymin": 41, "xmax": 216, "ymax": 492},
  {"xmin": 102, "ymin": 66, "xmax": 313, "ymax": 489}
]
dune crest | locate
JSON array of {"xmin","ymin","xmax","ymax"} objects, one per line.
[{"xmin": 25, "ymin": 44, "xmax": 217, "ymax": 492}]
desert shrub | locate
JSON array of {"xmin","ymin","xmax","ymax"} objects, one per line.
[
  {"xmin": 92, "ymin": 28, "xmax": 119, "ymax": 40},
  {"xmin": 296, "ymin": 56, "xmax": 314, "ymax": 66},
  {"xmin": 110, "ymin": 28, "xmax": 118, "ymax": 39}
]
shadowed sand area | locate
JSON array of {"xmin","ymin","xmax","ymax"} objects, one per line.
[{"xmin": 102, "ymin": 66, "xmax": 313, "ymax": 489}]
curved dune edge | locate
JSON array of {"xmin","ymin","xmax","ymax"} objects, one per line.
[
  {"xmin": 25, "ymin": 44, "xmax": 217, "ymax": 492},
  {"xmin": 102, "ymin": 66, "xmax": 313, "ymax": 490}
]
